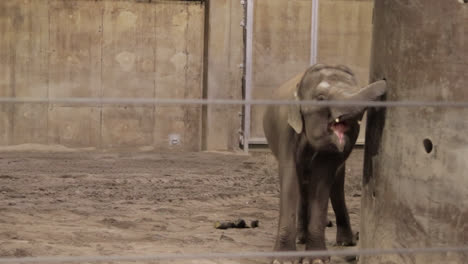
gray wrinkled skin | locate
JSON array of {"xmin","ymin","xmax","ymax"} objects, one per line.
[{"xmin": 263, "ymin": 64, "xmax": 386, "ymax": 264}]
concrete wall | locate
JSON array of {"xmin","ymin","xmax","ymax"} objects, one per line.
[
  {"xmin": 0, "ymin": 0, "xmax": 204, "ymax": 151},
  {"xmin": 317, "ymin": 0, "xmax": 373, "ymax": 87},
  {"xmin": 203, "ymin": 0, "xmax": 244, "ymax": 151},
  {"xmin": 250, "ymin": 0, "xmax": 313, "ymax": 140},
  {"xmin": 0, "ymin": 0, "xmax": 374, "ymax": 151}
]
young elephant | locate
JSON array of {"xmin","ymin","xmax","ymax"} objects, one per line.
[{"xmin": 263, "ymin": 64, "xmax": 386, "ymax": 264}]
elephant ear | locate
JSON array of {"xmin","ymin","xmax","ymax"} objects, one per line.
[{"xmin": 287, "ymin": 89, "xmax": 303, "ymax": 134}]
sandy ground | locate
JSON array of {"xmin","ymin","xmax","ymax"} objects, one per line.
[{"xmin": 0, "ymin": 147, "xmax": 364, "ymax": 264}]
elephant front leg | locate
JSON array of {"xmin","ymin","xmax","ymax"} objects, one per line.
[
  {"xmin": 273, "ymin": 162, "xmax": 301, "ymax": 264},
  {"xmin": 302, "ymin": 175, "xmax": 333, "ymax": 264}
]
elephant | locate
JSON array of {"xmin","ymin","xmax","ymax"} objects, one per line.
[{"xmin": 263, "ymin": 64, "xmax": 386, "ymax": 264}]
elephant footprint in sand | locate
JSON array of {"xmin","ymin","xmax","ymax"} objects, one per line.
[{"xmin": 263, "ymin": 64, "xmax": 386, "ymax": 264}]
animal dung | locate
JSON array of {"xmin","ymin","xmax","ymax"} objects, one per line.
[
  {"xmin": 250, "ymin": 220, "xmax": 259, "ymax": 228},
  {"xmin": 214, "ymin": 221, "xmax": 235, "ymax": 229},
  {"xmin": 214, "ymin": 219, "xmax": 259, "ymax": 229},
  {"xmin": 233, "ymin": 219, "xmax": 247, "ymax": 228}
]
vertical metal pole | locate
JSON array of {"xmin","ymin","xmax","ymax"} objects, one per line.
[
  {"xmin": 243, "ymin": 0, "xmax": 254, "ymax": 153},
  {"xmin": 310, "ymin": 0, "xmax": 319, "ymax": 65}
]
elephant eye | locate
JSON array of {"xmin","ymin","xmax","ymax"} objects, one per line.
[{"xmin": 316, "ymin": 95, "xmax": 326, "ymax": 101}]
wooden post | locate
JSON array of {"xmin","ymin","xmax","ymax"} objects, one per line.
[{"xmin": 361, "ymin": 1, "xmax": 468, "ymax": 263}]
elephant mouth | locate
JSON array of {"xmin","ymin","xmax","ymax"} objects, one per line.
[{"xmin": 329, "ymin": 120, "xmax": 350, "ymax": 145}]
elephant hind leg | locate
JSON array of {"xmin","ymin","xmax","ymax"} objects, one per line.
[
  {"xmin": 296, "ymin": 182, "xmax": 308, "ymax": 244},
  {"xmin": 330, "ymin": 164, "xmax": 356, "ymax": 246}
]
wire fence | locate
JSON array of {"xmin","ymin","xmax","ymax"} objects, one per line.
[
  {"xmin": 1, "ymin": 246, "xmax": 468, "ymax": 263},
  {"xmin": 0, "ymin": 97, "xmax": 468, "ymax": 108},
  {"xmin": 1, "ymin": 96, "xmax": 467, "ymax": 263}
]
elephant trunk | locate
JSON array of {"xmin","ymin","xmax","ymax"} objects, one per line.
[
  {"xmin": 331, "ymin": 80, "xmax": 387, "ymax": 122},
  {"xmin": 330, "ymin": 106, "xmax": 365, "ymax": 123}
]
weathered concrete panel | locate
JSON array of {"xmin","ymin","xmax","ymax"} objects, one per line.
[
  {"xmin": 100, "ymin": 2, "xmax": 157, "ymax": 149},
  {"xmin": 0, "ymin": 1, "xmax": 49, "ymax": 98},
  {"xmin": 153, "ymin": 106, "xmax": 185, "ymax": 150},
  {"xmin": 361, "ymin": 1, "xmax": 468, "ymax": 263},
  {"xmin": 153, "ymin": 3, "xmax": 204, "ymax": 151},
  {"xmin": 47, "ymin": 1, "xmax": 102, "ymax": 148},
  {"xmin": 48, "ymin": 0, "xmax": 102, "ymax": 98},
  {"xmin": 153, "ymin": 3, "xmax": 188, "ymax": 150},
  {"xmin": 101, "ymin": 106, "xmax": 153, "ymax": 149},
  {"xmin": 250, "ymin": 0, "xmax": 312, "ymax": 139},
  {"xmin": 102, "ymin": 1, "xmax": 155, "ymax": 98},
  {"xmin": 48, "ymin": 106, "xmax": 100, "ymax": 147},
  {"xmin": 154, "ymin": 4, "xmax": 192, "ymax": 99},
  {"xmin": 183, "ymin": 3, "xmax": 204, "ymax": 151},
  {"xmin": 0, "ymin": 3, "xmax": 16, "ymax": 145},
  {"xmin": 317, "ymin": 0, "xmax": 373, "ymax": 87},
  {"xmin": 0, "ymin": 0, "xmax": 204, "ymax": 150},
  {"xmin": 0, "ymin": 1, "xmax": 49, "ymax": 145},
  {"xmin": 0, "ymin": 105, "xmax": 13, "ymax": 145},
  {"xmin": 204, "ymin": 0, "xmax": 244, "ymax": 151},
  {"xmin": 12, "ymin": 104, "xmax": 48, "ymax": 145},
  {"xmin": 0, "ymin": 3, "xmax": 12, "ymax": 98}
]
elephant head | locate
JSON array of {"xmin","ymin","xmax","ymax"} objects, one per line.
[{"xmin": 288, "ymin": 64, "xmax": 386, "ymax": 153}]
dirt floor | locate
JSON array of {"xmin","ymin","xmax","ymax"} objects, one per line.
[{"xmin": 0, "ymin": 147, "xmax": 365, "ymax": 264}]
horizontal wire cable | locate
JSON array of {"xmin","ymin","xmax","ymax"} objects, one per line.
[
  {"xmin": 1, "ymin": 246, "xmax": 467, "ymax": 263},
  {"xmin": 0, "ymin": 96, "xmax": 466, "ymax": 263},
  {"xmin": 0, "ymin": 97, "xmax": 468, "ymax": 108}
]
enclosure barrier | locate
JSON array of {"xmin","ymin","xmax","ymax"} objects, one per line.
[
  {"xmin": 1, "ymin": 97, "xmax": 468, "ymax": 108},
  {"xmin": 1, "ymin": 246, "xmax": 468, "ymax": 263},
  {"xmin": 0, "ymin": 97, "xmax": 467, "ymax": 263},
  {"xmin": 1, "ymin": 0, "xmax": 466, "ymax": 262}
]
